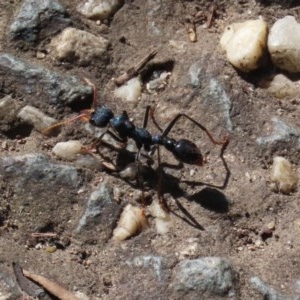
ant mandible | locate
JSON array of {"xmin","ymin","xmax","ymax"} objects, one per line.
[{"xmin": 44, "ymin": 78, "xmax": 229, "ymax": 207}]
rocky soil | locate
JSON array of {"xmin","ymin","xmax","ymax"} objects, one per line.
[{"xmin": 1, "ymin": 0, "xmax": 300, "ymax": 299}]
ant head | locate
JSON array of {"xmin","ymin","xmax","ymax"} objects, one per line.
[{"xmin": 90, "ymin": 106, "xmax": 114, "ymax": 127}]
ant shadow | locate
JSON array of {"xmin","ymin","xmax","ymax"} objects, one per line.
[{"xmin": 101, "ymin": 141, "xmax": 231, "ymax": 231}]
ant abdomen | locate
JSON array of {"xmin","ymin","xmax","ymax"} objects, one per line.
[{"xmin": 172, "ymin": 139, "xmax": 204, "ymax": 166}]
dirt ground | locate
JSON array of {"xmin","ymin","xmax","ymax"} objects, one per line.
[{"xmin": 1, "ymin": 0, "xmax": 300, "ymax": 299}]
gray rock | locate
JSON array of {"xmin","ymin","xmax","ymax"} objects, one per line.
[
  {"xmin": 0, "ymin": 270, "xmax": 20, "ymax": 300},
  {"xmin": 0, "ymin": 54, "xmax": 92, "ymax": 104},
  {"xmin": 173, "ymin": 257, "xmax": 236, "ymax": 296},
  {"xmin": 125, "ymin": 255, "xmax": 163, "ymax": 281},
  {"xmin": 208, "ymin": 79, "xmax": 233, "ymax": 131},
  {"xmin": 0, "ymin": 153, "xmax": 81, "ymax": 192},
  {"xmin": 188, "ymin": 62, "xmax": 203, "ymax": 88},
  {"xmin": 9, "ymin": 0, "xmax": 71, "ymax": 42},
  {"xmin": 257, "ymin": 117, "xmax": 300, "ymax": 146},
  {"xmin": 75, "ymin": 182, "xmax": 122, "ymax": 242},
  {"xmin": 294, "ymin": 279, "xmax": 300, "ymax": 297},
  {"xmin": 250, "ymin": 276, "xmax": 292, "ymax": 300}
]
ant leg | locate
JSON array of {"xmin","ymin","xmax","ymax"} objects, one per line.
[
  {"xmin": 135, "ymin": 149, "xmax": 147, "ymax": 214},
  {"xmin": 142, "ymin": 107, "xmax": 166, "ymax": 209},
  {"xmin": 157, "ymin": 146, "xmax": 168, "ymax": 210},
  {"xmin": 142, "ymin": 106, "xmax": 151, "ymax": 129},
  {"xmin": 162, "ymin": 113, "xmax": 228, "ymax": 145},
  {"xmin": 142, "ymin": 106, "xmax": 163, "ymax": 157},
  {"xmin": 142, "ymin": 106, "xmax": 163, "ymax": 132},
  {"xmin": 93, "ymin": 129, "xmax": 127, "ymax": 152},
  {"xmin": 43, "ymin": 78, "xmax": 97, "ymax": 135},
  {"xmin": 149, "ymin": 106, "xmax": 163, "ymax": 132},
  {"xmin": 42, "ymin": 112, "xmax": 93, "ymax": 135}
]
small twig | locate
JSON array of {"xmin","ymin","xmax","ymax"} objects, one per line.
[
  {"xmin": 23, "ymin": 269, "xmax": 80, "ymax": 300},
  {"xmin": 114, "ymin": 49, "xmax": 157, "ymax": 86},
  {"xmin": 206, "ymin": 5, "xmax": 215, "ymax": 28},
  {"xmin": 31, "ymin": 232, "xmax": 58, "ymax": 238},
  {"xmin": 12, "ymin": 262, "xmax": 44, "ymax": 298}
]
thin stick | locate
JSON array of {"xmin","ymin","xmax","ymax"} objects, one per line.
[
  {"xmin": 23, "ymin": 269, "xmax": 80, "ymax": 300},
  {"xmin": 206, "ymin": 5, "xmax": 215, "ymax": 28},
  {"xmin": 31, "ymin": 232, "xmax": 58, "ymax": 238},
  {"xmin": 114, "ymin": 49, "xmax": 157, "ymax": 86}
]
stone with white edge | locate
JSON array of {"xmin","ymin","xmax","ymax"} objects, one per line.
[
  {"xmin": 50, "ymin": 27, "xmax": 109, "ymax": 66},
  {"xmin": 268, "ymin": 16, "xmax": 300, "ymax": 73},
  {"xmin": 220, "ymin": 19, "xmax": 268, "ymax": 72},
  {"xmin": 77, "ymin": 0, "xmax": 122, "ymax": 20}
]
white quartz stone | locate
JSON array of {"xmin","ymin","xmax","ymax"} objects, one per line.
[
  {"xmin": 268, "ymin": 16, "xmax": 300, "ymax": 73},
  {"xmin": 220, "ymin": 19, "xmax": 268, "ymax": 72}
]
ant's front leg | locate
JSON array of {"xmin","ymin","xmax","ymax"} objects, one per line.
[
  {"xmin": 143, "ymin": 105, "xmax": 163, "ymax": 132},
  {"xmin": 92, "ymin": 129, "xmax": 127, "ymax": 154}
]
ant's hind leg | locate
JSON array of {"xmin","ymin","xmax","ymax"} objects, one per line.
[
  {"xmin": 162, "ymin": 113, "xmax": 228, "ymax": 146},
  {"xmin": 143, "ymin": 105, "xmax": 163, "ymax": 132},
  {"xmin": 157, "ymin": 146, "xmax": 169, "ymax": 211},
  {"xmin": 135, "ymin": 149, "xmax": 147, "ymax": 215}
]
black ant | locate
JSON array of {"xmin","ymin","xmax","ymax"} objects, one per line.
[{"xmin": 44, "ymin": 78, "xmax": 229, "ymax": 208}]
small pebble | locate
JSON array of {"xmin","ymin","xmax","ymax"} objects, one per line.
[
  {"xmin": 77, "ymin": 0, "xmax": 122, "ymax": 20},
  {"xmin": 1, "ymin": 141, "xmax": 8, "ymax": 150},
  {"xmin": 0, "ymin": 95, "xmax": 20, "ymax": 125},
  {"xmin": 75, "ymin": 154, "xmax": 104, "ymax": 171},
  {"xmin": 36, "ymin": 51, "xmax": 46, "ymax": 59},
  {"xmin": 260, "ymin": 221, "xmax": 275, "ymax": 240},
  {"xmin": 114, "ymin": 77, "xmax": 142, "ymax": 104},
  {"xmin": 146, "ymin": 72, "xmax": 171, "ymax": 93},
  {"xmin": 149, "ymin": 199, "xmax": 173, "ymax": 235},
  {"xmin": 52, "ymin": 140, "xmax": 83, "ymax": 161},
  {"xmin": 263, "ymin": 74, "xmax": 299, "ymax": 99},
  {"xmin": 45, "ymin": 245, "xmax": 57, "ymax": 253},
  {"xmin": 119, "ymin": 163, "xmax": 137, "ymax": 181},
  {"xmin": 255, "ymin": 240, "xmax": 262, "ymax": 247},
  {"xmin": 270, "ymin": 156, "xmax": 298, "ymax": 194},
  {"xmin": 50, "ymin": 27, "xmax": 109, "ymax": 66},
  {"xmin": 220, "ymin": 19, "xmax": 268, "ymax": 72}
]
